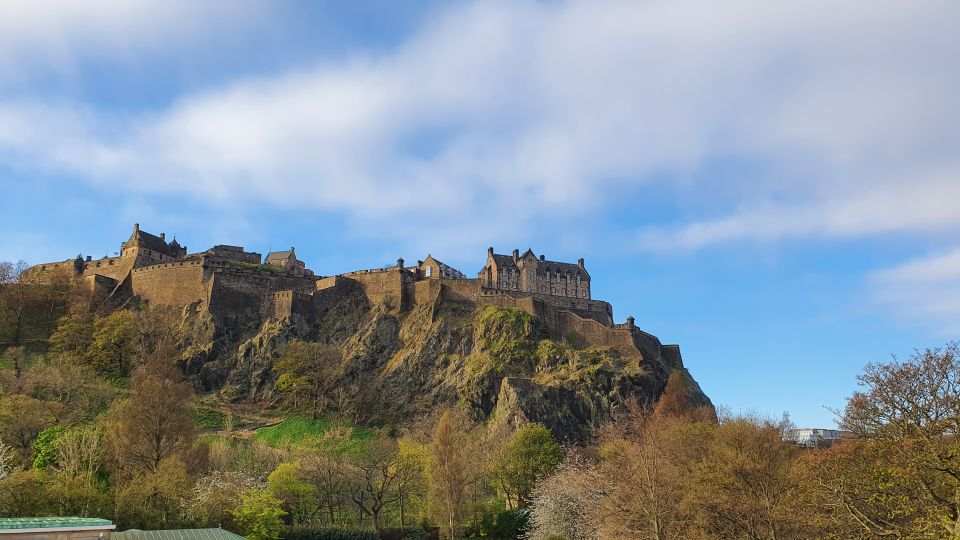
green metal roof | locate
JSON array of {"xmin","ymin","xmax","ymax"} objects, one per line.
[
  {"xmin": 0, "ymin": 517, "xmax": 114, "ymax": 530},
  {"xmin": 112, "ymin": 529, "xmax": 244, "ymax": 540}
]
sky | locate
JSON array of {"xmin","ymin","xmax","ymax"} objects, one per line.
[{"xmin": 1, "ymin": 0, "xmax": 958, "ymax": 427}]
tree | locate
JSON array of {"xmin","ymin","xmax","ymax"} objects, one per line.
[
  {"xmin": 0, "ymin": 394, "xmax": 55, "ymax": 455},
  {"xmin": 231, "ymin": 487, "xmax": 286, "ymax": 540},
  {"xmin": 273, "ymin": 341, "xmax": 340, "ymax": 419},
  {"xmin": 31, "ymin": 425, "xmax": 66, "ymax": 469},
  {"xmin": 347, "ymin": 437, "xmax": 401, "ymax": 532},
  {"xmin": 115, "ymin": 456, "xmax": 193, "ymax": 530},
  {"xmin": 268, "ymin": 461, "xmax": 320, "ymax": 525},
  {"xmin": 429, "ymin": 411, "xmax": 469, "ymax": 538},
  {"xmin": 396, "ymin": 436, "xmax": 429, "ymax": 531},
  {"xmin": 107, "ymin": 363, "xmax": 196, "ymax": 474},
  {"xmin": 528, "ymin": 454, "xmax": 603, "ymax": 540},
  {"xmin": 0, "ymin": 260, "xmax": 33, "ymax": 345},
  {"xmin": 808, "ymin": 342, "xmax": 960, "ymax": 538},
  {"xmin": 596, "ymin": 401, "xmax": 710, "ymax": 540},
  {"xmin": 0, "ymin": 440, "xmax": 14, "ymax": 480},
  {"xmin": 490, "ymin": 424, "xmax": 563, "ymax": 509},
  {"xmin": 301, "ymin": 452, "xmax": 349, "ymax": 527},
  {"xmin": 49, "ymin": 313, "xmax": 94, "ymax": 361},
  {"xmin": 188, "ymin": 471, "xmax": 260, "ymax": 530},
  {"xmin": 25, "ymin": 359, "xmax": 116, "ymax": 423},
  {"xmin": 692, "ymin": 416, "xmax": 802, "ymax": 540},
  {"xmin": 88, "ymin": 310, "xmax": 139, "ymax": 377},
  {"xmin": 0, "ymin": 469, "xmax": 51, "ymax": 517}
]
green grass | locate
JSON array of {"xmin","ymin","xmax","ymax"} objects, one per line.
[
  {"xmin": 226, "ymin": 260, "xmax": 287, "ymax": 274},
  {"xmin": 253, "ymin": 416, "xmax": 373, "ymax": 456},
  {"xmin": 193, "ymin": 407, "xmax": 226, "ymax": 429}
]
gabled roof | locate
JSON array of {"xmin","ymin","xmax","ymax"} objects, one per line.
[
  {"xmin": 129, "ymin": 229, "xmax": 177, "ymax": 256},
  {"xmin": 491, "ymin": 254, "xmax": 518, "ymax": 268},
  {"xmin": 540, "ymin": 260, "xmax": 583, "ymax": 275},
  {"xmin": 266, "ymin": 249, "xmax": 294, "ymax": 261}
]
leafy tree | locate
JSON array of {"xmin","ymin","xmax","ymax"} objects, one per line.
[
  {"xmin": 810, "ymin": 342, "xmax": 960, "ymax": 538},
  {"xmin": 429, "ymin": 411, "xmax": 468, "ymax": 538},
  {"xmin": 47, "ymin": 470, "xmax": 113, "ymax": 519},
  {"xmin": 31, "ymin": 425, "xmax": 66, "ymax": 469},
  {"xmin": 268, "ymin": 461, "xmax": 320, "ymax": 525},
  {"xmin": 490, "ymin": 424, "xmax": 563, "ymax": 509},
  {"xmin": 88, "ymin": 310, "xmax": 139, "ymax": 377},
  {"xmin": 396, "ymin": 436, "xmax": 429, "ymax": 531},
  {"xmin": 107, "ymin": 362, "xmax": 196, "ymax": 474},
  {"xmin": 692, "ymin": 416, "xmax": 802, "ymax": 540},
  {"xmin": 231, "ymin": 487, "xmax": 287, "ymax": 540},
  {"xmin": 0, "ymin": 468, "xmax": 51, "ymax": 517},
  {"xmin": 0, "ymin": 394, "xmax": 55, "ymax": 455},
  {"xmin": 188, "ymin": 471, "xmax": 260, "ymax": 530},
  {"xmin": 25, "ymin": 359, "xmax": 116, "ymax": 422},
  {"xmin": 273, "ymin": 341, "xmax": 341, "ymax": 419},
  {"xmin": 0, "ymin": 260, "xmax": 33, "ymax": 345},
  {"xmin": 49, "ymin": 313, "xmax": 94, "ymax": 361},
  {"xmin": 114, "ymin": 456, "xmax": 193, "ymax": 530}
]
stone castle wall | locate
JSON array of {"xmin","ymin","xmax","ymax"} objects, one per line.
[
  {"xmin": 341, "ymin": 267, "xmax": 410, "ymax": 314},
  {"xmin": 130, "ymin": 261, "xmax": 209, "ymax": 307}
]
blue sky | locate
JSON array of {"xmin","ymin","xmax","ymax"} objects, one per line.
[{"xmin": 1, "ymin": 0, "xmax": 958, "ymax": 427}]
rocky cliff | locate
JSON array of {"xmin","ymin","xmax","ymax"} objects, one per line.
[{"xmin": 181, "ymin": 282, "xmax": 711, "ymax": 443}]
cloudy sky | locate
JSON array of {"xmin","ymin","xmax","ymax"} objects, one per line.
[{"xmin": 1, "ymin": 0, "xmax": 957, "ymax": 426}]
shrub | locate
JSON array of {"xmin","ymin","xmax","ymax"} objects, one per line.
[{"xmin": 282, "ymin": 527, "xmax": 379, "ymax": 540}]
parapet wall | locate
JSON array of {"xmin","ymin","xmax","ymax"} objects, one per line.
[{"xmin": 342, "ymin": 267, "xmax": 412, "ymax": 314}]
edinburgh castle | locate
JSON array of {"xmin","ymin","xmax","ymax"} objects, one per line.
[{"xmin": 29, "ymin": 224, "xmax": 684, "ymax": 368}]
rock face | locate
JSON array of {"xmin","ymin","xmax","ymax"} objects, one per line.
[{"xmin": 181, "ymin": 284, "xmax": 712, "ymax": 443}]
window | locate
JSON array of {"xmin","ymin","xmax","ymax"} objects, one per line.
[{"xmin": 425, "ymin": 266, "xmax": 432, "ymax": 277}]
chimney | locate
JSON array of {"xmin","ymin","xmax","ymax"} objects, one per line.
[
  {"xmin": 512, "ymin": 249, "xmax": 519, "ymax": 262},
  {"xmin": 487, "ymin": 246, "xmax": 494, "ymax": 257},
  {"xmin": 86, "ymin": 255, "xmax": 92, "ymax": 261},
  {"xmin": 539, "ymin": 254, "xmax": 545, "ymax": 261},
  {"xmin": 626, "ymin": 316, "xmax": 635, "ymax": 328},
  {"xmin": 160, "ymin": 233, "xmax": 165, "ymax": 241},
  {"xmin": 397, "ymin": 258, "xmax": 405, "ymax": 268},
  {"xmin": 133, "ymin": 223, "xmax": 139, "ymax": 233},
  {"xmin": 578, "ymin": 257, "xmax": 585, "ymax": 269}
]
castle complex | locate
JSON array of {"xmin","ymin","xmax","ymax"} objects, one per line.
[{"xmin": 30, "ymin": 225, "xmax": 681, "ymax": 366}]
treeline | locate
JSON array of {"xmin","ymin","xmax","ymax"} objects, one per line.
[
  {"xmin": 0, "ymin": 261, "xmax": 83, "ymax": 347},
  {"xmin": 527, "ymin": 343, "xmax": 960, "ymax": 539}
]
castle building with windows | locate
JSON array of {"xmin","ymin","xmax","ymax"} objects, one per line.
[{"xmin": 479, "ymin": 247, "xmax": 590, "ymax": 300}]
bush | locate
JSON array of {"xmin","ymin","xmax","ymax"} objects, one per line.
[
  {"xmin": 194, "ymin": 408, "xmax": 226, "ymax": 429},
  {"xmin": 282, "ymin": 527, "xmax": 379, "ymax": 540},
  {"xmin": 463, "ymin": 507, "xmax": 530, "ymax": 538}
]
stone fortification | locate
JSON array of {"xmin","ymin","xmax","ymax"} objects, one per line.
[{"xmin": 29, "ymin": 224, "xmax": 681, "ymax": 369}]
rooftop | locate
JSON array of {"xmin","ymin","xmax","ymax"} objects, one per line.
[
  {"xmin": 112, "ymin": 529, "xmax": 245, "ymax": 540},
  {"xmin": 0, "ymin": 517, "xmax": 114, "ymax": 532}
]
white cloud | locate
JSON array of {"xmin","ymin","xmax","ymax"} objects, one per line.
[
  {"xmin": 0, "ymin": 0, "xmax": 957, "ymax": 256},
  {"xmin": 0, "ymin": 0, "xmax": 267, "ymax": 84},
  {"xmin": 871, "ymin": 248, "xmax": 960, "ymax": 335}
]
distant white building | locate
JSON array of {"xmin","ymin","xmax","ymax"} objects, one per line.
[{"xmin": 786, "ymin": 428, "xmax": 852, "ymax": 447}]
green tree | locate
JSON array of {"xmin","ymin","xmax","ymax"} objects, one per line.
[
  {"xmin": 88, "ymin": 310, "xmax": 139, "ymax": 377},
  {"xmin": 114, "ymin": 456, "xmax": 193, "ymax": 530},
  {"xmin": 31, "ymin": 425, "xmax": 65, "ymax": 469},
  {"xmin": 49, "ymin": 313, "xmax": 94, "ymax": 361},
  {"xmin": 429, "ymin": 411, "xmax": 468, "ymax": 538},
  {"xmin": 490, "ymin": 424, "xmax": 564, "ymax": 509},
  {"xmin": 273, "ymin": 341, "xmax": 340, "ymax": 419},
  {"xmin": 0, "ymin": 469, "xmax": 51, "ymax": 517},
  {"xmin": 231, "ymin": 487, "xmax": 286, "ymax": 540},
  {"xmin": 268, "ymin": 461, "xmax": 319, "ymax": 525}
]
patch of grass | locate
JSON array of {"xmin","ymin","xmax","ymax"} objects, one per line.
[
  {"xmin": 193, "ymin": 408, "xmax": 226, "ymax": 429},
  {"xmin": 226, "ymin": 260, "xmax": 287, "ymax": 274},
  {"xmin": 253, "ymin": 416, "xmax": 373, "ymax": 457},
  {"xmin": 472, "ymin": 305, "xmax": 541, "ymax": 374}
]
